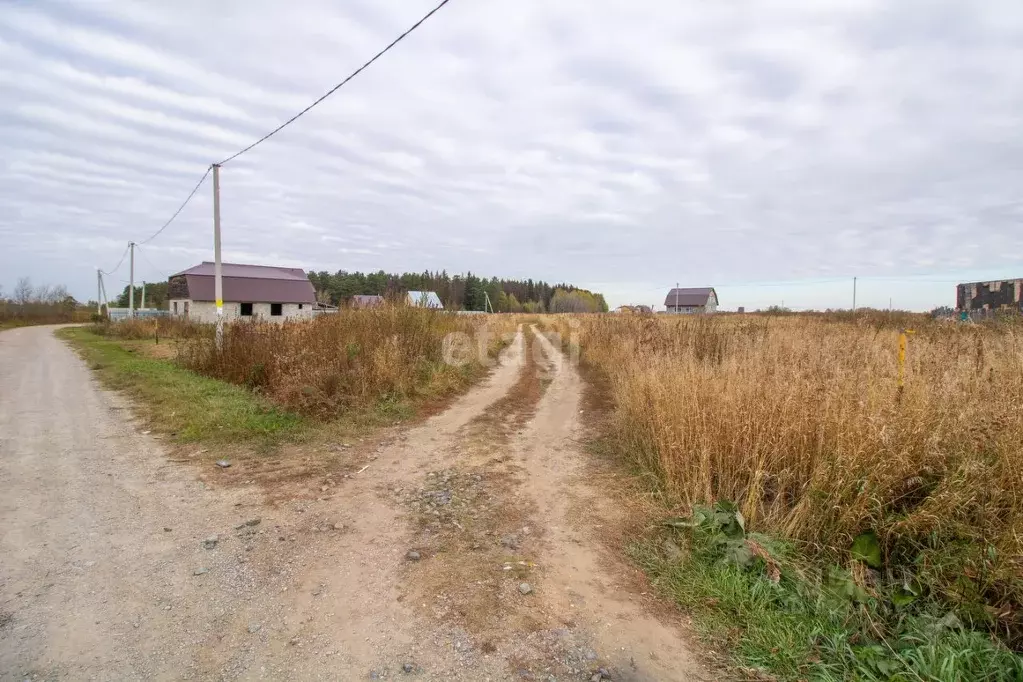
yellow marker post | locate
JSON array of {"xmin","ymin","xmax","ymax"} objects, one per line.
[{"xmin": 897, "ymin": 329, "xmax": 915, "ymax": 393}]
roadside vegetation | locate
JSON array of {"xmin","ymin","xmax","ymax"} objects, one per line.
[
  {"xmin": 58, "ymin": 326, "xmax": 304, "ymax": 447},
  {"xmin": 64, "ymin": 308, "xmax": 510, "ymax": 446},
  {"xmin": 1, "ymin": 277, "xmax": 91, "ymax": 329},
  {"xmin": 546, "ymin": 312, "xmax": 1023, "ymax": 679}
]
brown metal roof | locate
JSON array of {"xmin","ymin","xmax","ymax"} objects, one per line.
[
  {"xmin": 351, "ymin": 295, "xmax": 385, "ymax": 307},
  {"xmin": 171, "ymin": 262, "xmax": 316, "ymax": 304},
  {"xmin": 664, "ymin": 287, "xmax": 716, "ymax": 307}
]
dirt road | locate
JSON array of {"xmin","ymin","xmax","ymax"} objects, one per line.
[{"xmin": 0, "ymin": 325, "xmax": 709, "ymax": 681}]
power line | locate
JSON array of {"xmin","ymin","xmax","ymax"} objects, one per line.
[
  {"xmin": 216, "ymin": 0, "xmax": 453, "ymax": 166},
  {"xmin": 100, "ymin": 242, "xmax": 130, "ymax": 275},
  {"xmin": 138, "ymin": 166, "xmax": 212, "ymax": 244},
  {"xmin": 134, "ymin": 244, "xmax": 170, "ymax": 280},
  {"xmin": 100, "ymin": 1, "xmax": 453, "ymax": 270}
]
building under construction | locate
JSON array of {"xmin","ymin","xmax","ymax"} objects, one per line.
[{"xmin": 956, "ymin": 278, "xmax": 1023, "ymax": 312}]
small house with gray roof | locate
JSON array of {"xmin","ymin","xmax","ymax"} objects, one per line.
[
  {"xmin": 664, "ymin": 287, "xmax": 718, "ymax": 314},
  {"xmin": 406, "ymin": 291, "xmax": 443, "ymax": 309},
  {"xmin": 167, "ymin": 262, "xmax": 316, "ymax": 322}
]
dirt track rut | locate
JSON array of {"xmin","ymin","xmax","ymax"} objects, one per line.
[{"xmin": 0, "ymin": 324, "xmax": 709, "ymax": 680}]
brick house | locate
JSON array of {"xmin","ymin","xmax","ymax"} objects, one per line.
[{"xmin": 167, "ymin": 262, "xmax": 316, "ymax": 322}]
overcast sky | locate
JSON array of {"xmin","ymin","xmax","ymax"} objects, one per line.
[{"xmin": 2, "ymin": 1, "xmax": 1022, "ymax": 311}]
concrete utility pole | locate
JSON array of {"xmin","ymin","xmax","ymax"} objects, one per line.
[
  {"xmin": 212, "ymin": 164, "xmax": 224, "ymax": 350},
  {"xmin": 141, "ymin": 281, "xmax": 146, "ymax": 310},
  {"xmin": 98, "ymin": 273, "xmax": 108, "ymax": 311},
  {"xmin": 852, "ymin": 276, "xmax": 857, "ymax": 313},
  {"xmin": 129, "ymin": 241, "xmax": 136, "ymax": 316},
  {"xmin": 96, "ymin": 269, "xmax": 102, "ymax": 314}
]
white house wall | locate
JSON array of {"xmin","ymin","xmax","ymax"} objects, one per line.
[{"xmin": 169, "ymin": 300, "xmax": 313, "ymax": 323}]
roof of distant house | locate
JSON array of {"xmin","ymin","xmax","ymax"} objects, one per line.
[
  {"xmin": 351, "ymin": 295, "xmax": 385, "ymax": 307},
  {"xmin": 169, "ymin": 261, "xmax": 316, "ymax": 304},
  {"xmin": 406, "ymin": 291, "xmax": 443, "ymax": 308},
  {"xmin": 664, "ymin": 287, "xmax": 716, "ymax": 307}
]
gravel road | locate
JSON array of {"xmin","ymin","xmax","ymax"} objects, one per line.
[
  {"xmin": 0, "ymin": 325, "xmax": 710, "ymax": 681},
  {"xmin": 0, "ymin": 325, "xmax": 276, "ymax": 680}
]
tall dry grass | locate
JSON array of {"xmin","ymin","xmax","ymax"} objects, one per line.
[
  {"xmin": 91, "ymin": 316, "xmax": 205, "ymax": 340},
  {"xmin": 556, "ymin": 313, "xmax": 1023, "ymax": 634},
  {"xmin": 176, "ymin": 308, "xmax": 500, "ymax": 417}
]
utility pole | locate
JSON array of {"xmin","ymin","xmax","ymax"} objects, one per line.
[
  {"xmin": 674, "ymin": 282, "xmax": 679, "ymax": 314},
  {"xmin": 141, "ymin": 281, "xmax": 146, "ymax": 310},
  {"xmin": 96, "ymin": 269, "xmax": 102, "ymax": 314},
  {"xmin": 99, "ymin": 274, "xmax": 108, "ymax": 312},
  {"xmin": 129, "ymin": 241, "xmax": 136, "ymax": 316},
  {"xmin": 852, "ymin": 276, "xmax": 857, "ymax": 313},
  {"xmin": 212, "ymin": 164, "xmax": 224, "ymax": 350}
]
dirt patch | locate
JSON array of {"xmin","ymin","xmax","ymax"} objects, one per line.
[
  {"xmin": 464, "ymin": 326, "xmax": 547, "ymax": 443},
  {"xmin": 399, "ymin": 466, "xmax": 544, "ymax": 638},
  {"xmin": 119, "ymin": 338, "xmax": 182, "ymax": 361}
]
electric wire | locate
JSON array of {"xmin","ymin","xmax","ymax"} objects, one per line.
[
  {"xmin": 216, "ymin": 0, "xmax": 453, "ymax": 166},
  {"xmin": 101, "ymin": 0, "xmax": 453, "ymax": 267},
  {"xmin": 135, "ymin": 244, "xmax": 170, "ymax": 280},
  {"xmin": 100, "ymin": 242, "xmax": 130, "ymax": 275},
  {"xmin": 137, "ymin": 166, "xmax": 212, "ymax": 245}
]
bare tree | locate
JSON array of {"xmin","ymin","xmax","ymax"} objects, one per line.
[
  {"xmin": 13, "ymin": 277, "xmax": 32, "ymax": 305},
  {"xmin": 45, "ymin": 284, "xmax": 69, "ymax": 303}
]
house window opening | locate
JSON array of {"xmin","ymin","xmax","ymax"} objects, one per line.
[
  {"xmin": 240, "ymin": 302, "xmax": 253, "ymax": 316},
  {"xmin": 270, "ymin": 303, "xmax": 283, "ymax": 316}
]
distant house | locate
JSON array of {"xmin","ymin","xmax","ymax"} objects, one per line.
[
  {"xmin": 664, "ymin": 287, "xmax": 718, "ymax": 314},
  {"xmin": 406, "ymin": 291, "xmax": 443, "ymax": 309},
  {"xmin": 167, "ymin": 262, "xmax": 316, "ymax": 322},
  {"xmin": 615, "ymin": 305, "xmax": 653, "ymax": 314},
  {"xmin": 351, "ymin": 295, "xmax": 385, "ymax": 308},
  {"xmin": 956, "ymin": 279, "xmax": 1022, "ymax": 312}
]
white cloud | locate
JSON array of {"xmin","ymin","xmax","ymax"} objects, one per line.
[{"xmin": 1, "ymin": 0, "xmax": 1021, "ymax": 311}]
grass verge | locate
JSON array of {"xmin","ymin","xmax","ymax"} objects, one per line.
[
  {"xmin": 633, "ymin": 508, "xmax": 1023, "ymax": 680},
  {"xmin": 58, "ymin": 327, "xmax": 305, "ymax": 448}
]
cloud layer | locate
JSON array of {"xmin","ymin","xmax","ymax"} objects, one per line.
[{"xmin": 2, "ymin": 0, "xmax": 1022, "ymax": 309}]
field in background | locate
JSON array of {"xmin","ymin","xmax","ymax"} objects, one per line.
[{"xmin": 544, "ymin": 311, "xmax": 1023, "ymax": 677}]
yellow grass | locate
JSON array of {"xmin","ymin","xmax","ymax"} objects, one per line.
[
  {"xmin": 101, "ymin": 308, "xmax": 509, "ymax": 419},
  {"xmin": 549, "ymin": 313, "xmax": 1023, "ymax": 621}
]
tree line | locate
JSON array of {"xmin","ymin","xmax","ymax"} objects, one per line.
[
  {"xmin": 307, "ymin": 270, "xmax": 608, "ymax": 313},
  {"xmin": 1, "ymin": 277, "xmax": 83, "ymax": 325}
]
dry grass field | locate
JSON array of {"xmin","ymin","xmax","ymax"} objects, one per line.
[
  {"xmin": 97, "ymin": 308, "xmax": 508, "ymax": 418},
  {"xmin": 545, "ymin": 311, "xmax": 1023, "ymax": 672},
  {"xmin": 78, "ymin": 309, "xmax": 1023, "ymax": 676}
]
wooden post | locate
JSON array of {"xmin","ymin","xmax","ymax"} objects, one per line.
[{"xmin": 897, "ymin": 329, "xmax": 915, "ymax": 396}]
